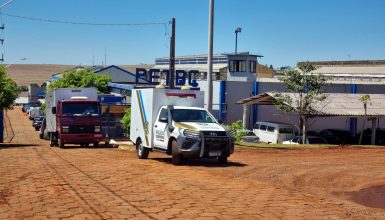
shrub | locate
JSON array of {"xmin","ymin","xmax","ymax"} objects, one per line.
[
  {"xmin": 227, "ymin": 120, "xmax": 246, "ymax": 142},
  {"xmin": 120, "ymin": 107, "xmax": 131, "ymax": 137}
]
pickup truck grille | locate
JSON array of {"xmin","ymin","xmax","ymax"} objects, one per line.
[
  {"xmin": 69, "ymin": 125, "xmax": 94, "ymax": 134},
  {"xmin": 202, "ymin": 131, "xmax": 227, "ymax": 136},
  {"xmin": 203, "ymin": 136, "xmax": 230, "ymax": 151}
]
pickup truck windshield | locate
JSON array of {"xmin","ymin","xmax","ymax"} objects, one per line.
[
  {"xmin": 62, "ymin": 103, "xmax": 100, "ymax": 116},
  {"xmin": 171, "ymin": 109, "xmax": 216, "ymax": 123}
]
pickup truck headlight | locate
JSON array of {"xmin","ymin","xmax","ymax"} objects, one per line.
[
  {"xmin": 183, "ymin": 129, "xmax": 200, "ymax": 140},
  {"xmin": 62, "ymin": 126, "xmax": 69, "ymax": 133},
  {"xmin": 94, "ymin": 126, "xmax": 101, "ymax": 133}
]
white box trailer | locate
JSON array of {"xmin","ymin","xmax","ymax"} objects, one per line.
[
  {"xmin": 46, "ymin": 88, "xmax": 98, "ymax": 133},
  {"xmin": 130, "ymin": 88, "xmax": 234, "ymax": 165}
]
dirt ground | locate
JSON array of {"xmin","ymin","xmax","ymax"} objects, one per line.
[{"xmin": 1, "ymin": 107, "xmax": 385, "ymax": 219}]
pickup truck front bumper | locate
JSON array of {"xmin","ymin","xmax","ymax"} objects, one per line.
[{"xmin": 177, "ymin": 135, "xmax": 234, "ymax": 158}]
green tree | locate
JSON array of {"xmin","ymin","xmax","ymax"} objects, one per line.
[
  {"xmin": 120, "ymin": 107, "xmax": 131, "ymax": 137},
  {"xmin": 358, "ymin": 94, "xmax": 371, "ymax": 145},
  {"xmin": 273, "ymin": 62, "xmax": 329, "ymax": 144},
  {"xmin": 48, "ymin": 69, "xmax": 112, "ymax": 94},
  {"xmin": 0, "ymin": 66, "xmax": 18, "ymax": 110}
]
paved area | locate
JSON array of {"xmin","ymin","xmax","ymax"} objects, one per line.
[{"xmin": 1, "ymin": 107, "xmax": 385, "ymax": 219}]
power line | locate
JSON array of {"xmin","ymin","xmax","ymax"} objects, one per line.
[{"xmin": 1, "ymin": 12, "xmax": 167, "ymax": 27}]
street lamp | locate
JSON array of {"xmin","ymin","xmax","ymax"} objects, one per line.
[
  {"xmin": 5, "ymin": 57, "xmax": 26, "ymax": 68},
  {"xmin": 235, "ymin": 27, "xmax": 242, "ymax": 54}
]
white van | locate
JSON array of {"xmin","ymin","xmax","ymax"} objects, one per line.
[
  {"xmin": 253, "ymin": 121, "xmax": 294, "ymax": 144},
  {"xmin": 28, "ymin": 107, "xmax": 41, "ymax": 120}
]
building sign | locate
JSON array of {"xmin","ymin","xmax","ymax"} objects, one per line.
[{"xmin": 136, "ymin": 68, "xmax": 199, "ymax": 88}]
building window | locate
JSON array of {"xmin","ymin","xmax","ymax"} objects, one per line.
[
  {"xmin": 229, "ymin": 60, "xmax": 246, "ymax": 72},
  {"xmin": 250, "ymin": 61, "xmax": 256, "ymax": 72}
]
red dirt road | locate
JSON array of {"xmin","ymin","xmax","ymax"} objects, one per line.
[{"xmin": 1, "ymin": 107, "xmax": 385, "ymax": 219}]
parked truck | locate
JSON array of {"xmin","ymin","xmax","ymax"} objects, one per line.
[
  {"xmin": 130, "ymin": 88, "xmax": 234, "ymax": 165},
  {"xmin": 45, "ymin": 88, "xmax": 103, "ymax": 148}
]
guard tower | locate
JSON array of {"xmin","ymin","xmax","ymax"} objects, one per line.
[{"xmin": 226, "ymin": 53, "xmax": 262, "ymax": 82}]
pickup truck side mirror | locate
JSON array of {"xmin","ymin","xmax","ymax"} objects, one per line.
[
  {"xmin": 159, "ymin": 117, "xmax": 168, "ymax": 123},
  {"xmin": 52, "ymin": 107, "xmax": 56, "ymax": 114},
  {"xmin": 218, "ymin": 119, "xmax": 224, "ymax": 124}
]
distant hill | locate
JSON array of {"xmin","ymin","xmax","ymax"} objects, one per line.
[
  {"xmin": 6, "ymin": 64, "xmax": 76, "ymax": 86},
  {"xmin": 6, "ymin": 64, "xmax": 156, "ymax": 87}
]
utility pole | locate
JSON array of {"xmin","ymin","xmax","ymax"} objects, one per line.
[
  {"xmin": 169, "ymin": 18, "xmax": 176, "ymax": 89},
  {"xmin": 207, "ymin": 0, "xmax": 214, "ymax": 113}
]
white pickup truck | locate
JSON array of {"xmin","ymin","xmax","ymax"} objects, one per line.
[{"xmin": 130, "ymin": 88, "xmax": 234, "ymax": 165}]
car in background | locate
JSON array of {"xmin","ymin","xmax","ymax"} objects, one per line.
[
  {"xmin": 236, "ymin": 129, "xmax": 260, "ymax": 144},
  {"xmin": 320, "ymin": 129, "xmax": 352, "ymax": 144},
  {"xmin": 33, "ymin": 116, "xmax": 45, "ymax": 131},
  {"xmin": 39, "ymin": 118, "xmax": 47, "ymax": 139},
  {"xmin": 253, "ymin": 121, "xmax": 294, "ymax": 144},
  {"xmin": 282, "ymin": 135, "xmax": 328, "ymax": 145},
  {"xmin": 22, "ymin": 102, "xmax": 40, "ymax": 113},
  {"xmin": 353, "ymin": 129, "xmax": 385, "ymax": 145}
]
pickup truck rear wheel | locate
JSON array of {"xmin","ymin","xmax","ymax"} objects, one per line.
[
  {"xmin": 171, "ymin": 140, "xmax": 182, "ymax": 165},
  {"xmin": 136, "ymin": 139, "xmax": 149, "ymax": 159}
]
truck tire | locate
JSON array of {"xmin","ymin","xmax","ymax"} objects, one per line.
[
  {"xmin": 49, "ymin": 133, "xmax": 55, "ymax": 147},
  {"xmin": 58, "ymin": 138, "xmax": 65, "ymax": 148},
  {"xmin": 218, "ymin": 156, "xmax": 228, "ymax": 164},
  {"xmin": 136, "ymin": 139, "xmax": 149, "ymax": 159},
  {"xmin": 171, "ymin": 140, "xmax": 182, "ymax": 165}
]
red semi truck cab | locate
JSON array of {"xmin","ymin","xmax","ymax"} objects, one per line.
[{"xmin": 55, "ymin": 99, "xmax": 103, "ymax": 147}]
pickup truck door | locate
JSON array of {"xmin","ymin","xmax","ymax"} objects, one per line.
[{"xmin": 153, "ymin": 108, "xmax": 169, "ymax": 150}]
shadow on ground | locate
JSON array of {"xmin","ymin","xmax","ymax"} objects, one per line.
[
  {"xmin": 55, "ymin": 144, "xmax": 115, "ymax": 149},
  {"xmin": 0, "ymin": 143, "xmax": 39, "ymax": 148},
  {"xmin": 150, "ymin": 157, "xmax": 247, "ymax": 167},
  {"xmin": 338, "ymin": 185, "xmax": 385, "ymax": 209}
]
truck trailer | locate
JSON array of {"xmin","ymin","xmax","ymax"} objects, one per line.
[
  {"xmin": 45, "ymin": 88, "xmax": 103, "ymax": 148},
  {"xmin": 130, "ymin": 88, "xmax": 234, "ymax": 165}
]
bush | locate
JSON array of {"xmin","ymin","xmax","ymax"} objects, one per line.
[
  {"xmin": 120, "ymin": 107, "xmax": 131, "ymax": 137},
  {"xmin": 227, "ymin": 120, "xmax": 245, "ymax": 142},
  {"xmin": 228, "ymin": 120, "xmax": 243, "ymax": 131}
]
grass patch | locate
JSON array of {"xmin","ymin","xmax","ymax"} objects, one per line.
[{"xmin": 236, "ymin": 142, "xmax": 384, "ymax": 149}]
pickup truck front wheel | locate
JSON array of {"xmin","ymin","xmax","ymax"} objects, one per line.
[
  {"xmin": 136, "ymin": 139, "xmax": 149, "ymax": 159},
  {"xmin": 218, "ymin": 156, "xmax": 228, "ymax": 164},
  {"xmin": 171, "ymin": 140, "xmax": 182, "ymax": 165}
]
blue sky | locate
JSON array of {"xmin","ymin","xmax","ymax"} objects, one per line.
[{"xmin": 1, "ymin": 0, "xmax": 384, "ymax": 67}]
